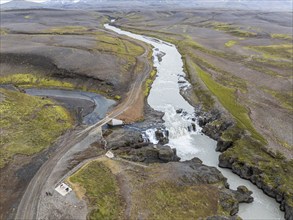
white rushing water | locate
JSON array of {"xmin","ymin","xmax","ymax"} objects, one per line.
[{"xmin": 105, "ymin": 23, "xmax": 284, "ymax": 220}]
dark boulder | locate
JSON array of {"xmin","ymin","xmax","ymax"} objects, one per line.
[
  {"xmin": 155, "ymin": 129, "xmax": 169, "ymax": 145},
  {"xmin": 216, "ymin": 138, "xmax": 233, "ymax": 152},
  {"xmin": 158, "ymin": 145, "xmax": 180, "ymax": 162},
  {"xmin": 233, "ymin": 186, "xmax": 254, "ymax": 203},
  {"xmin": 219, "ymin": 191, "xmax": 239, "ymax": 216}
]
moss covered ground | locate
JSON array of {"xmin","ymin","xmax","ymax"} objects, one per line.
[
  {"xmin": 225, "ymin": 40, "xmax": 237, "ymax": 47},
  {"xmin": 69, "ymin": 158, "xmax": 231, "ymax": 219},
  {"xmin": 134, "ymin": 181, "xmax": 220, "ymax": 219},
  {"xmin": 144, "ymin": 68, "xmax": 157, "ymax": 96},
  {"xmin": 209, "ymin": 22, "xmax": 257, "ymax": 37},
  {"xmin": 246, "ymin": 44, "xmax": 293, "ymax": 60},
  {"xmin": 190, "ymin": 63, "xmax": 265, "ymax": 143},
  {"xmin": 45, "ymin": 26, "xmax": 90, "ymax": 35},
  {"xmin": 262, "ymin": 87, "xmax": 293, "ymax": 111},
  {"xmin": 0, "ymin": 28, "xmax": 8, "ymax": 35},
  {"xmin": 95, "ymin": 31, "xmax": 144, "ymax": 59},
  {"xmin": 271, "ymin": 33, "xmax": 293, "ymax": 41},
  {"xmin": 0, "ymin": 88, "xmax": 73, "ymax": 168},
  {"xmin": 0, "ymin": 73, "xmax": 75, "ymax": 89},
  {"xmin": 0, "ymin": 73, "xmax": 113, "ymax": 98},
  {"xmin": 68, "ymin": 160, "xmax": 123, "ymax": 220}
]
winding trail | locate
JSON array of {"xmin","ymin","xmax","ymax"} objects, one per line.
[{"xmin": 15, "ymin": 26, "xmax": 151, "ymax": 220}]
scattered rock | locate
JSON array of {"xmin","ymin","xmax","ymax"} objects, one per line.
[
  {"xmin": 216, "ymin": 138, "xmax": 233, "ymax": 152},
  {"xmin": 158, "ymin": 145, "xmax": 180, "ymax": 162},
  {"xmin": 233, "ymin": 186, "xmax": 254, "ymax": 203},
  {"xmin": 155, "ymin": 129, "xmax": 169, "ymax": 145},
  {"xmin": 191, "ymin": 123, "xmax": 196, "ymax": 132},
  {"xmin": 219, "ymin": 191, "xmax": 239, "ymax": 216}
]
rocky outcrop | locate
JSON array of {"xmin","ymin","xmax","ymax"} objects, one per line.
[
  {"xmin": 104, "ymin": 129, "xmax": 144, "ymax": 150},
  {"xmin": 179, "ymin": 159, "xmax": 253, "ymax": 217},
  {"xmin": 201, "ymin": 119, "xmax": 234, "ymax": 141},
  {"xmin": 219, "ymin": 153, "xmax": 293, "ymax": 219},
  {"xmin": 183, "ymin": 158, "xmax": 229, "ymax": 187},
  {"xmin": 158, "ymin": 145, "xmax": 178, "ymax": 161},
  {"xmin": 216, "ymin": 137, "xmax": 233, "ymax": 152},
  {"xmin": 233, "ymin": 186, "xmax": 254, "ymax": 203},
  {"xmin": 218, "ymin": 185, "xmax": 253, "ymax": 216},
  {"xmin": 285, "ymin": 204, "xmax": 293, "ymax": 220},
  {"xmin": 192, "ymin": 107, "xmax": 293, "ymax": 219},
  {"xmin": 219, "ymin": 190, "xmax": 239, "ymax": 216},
  {"xmin": 198, "ymin": 109, "xmax": 221, "ymax": 127},
  {"xmin": 126, "ymin": 145, "xmax": 180, "ymax": 163},
  {"xmin": 155, "ymin": 129, "xmax": 169, "ymax": 145}
]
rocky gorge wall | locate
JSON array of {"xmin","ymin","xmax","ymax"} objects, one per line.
[{"xmin": 196, "ymin": 108, "xmax": 293, "ymax": 220}]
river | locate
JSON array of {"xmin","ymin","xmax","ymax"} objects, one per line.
[{"xmin": 105, "ymin": 23, "xmax": 284, "ymax": 219}]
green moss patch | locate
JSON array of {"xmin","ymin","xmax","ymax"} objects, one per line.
[
  {"xmin": 45, "ymin": 26, "xmax": 89, "ymax": 35},
  {"xmin": 95, "ymin": 31, "xmax": 144, "ymax": 58},
  {"xmin": 225, "ymin": 40, "xmax": 237, "ymax": 47},
  {"xmin": 210, "ymin": 22, "xmax": 257, "ymax": 37},
  {"xmin": 0, "ymin": 73, "xmax": 75, "ymax": 89},
  {"xmin": 135, "ymin": 182, "xmax": 219, "ymax": 219},
  {"xmin": 192, "ymin": 64, "xmax": 265, "ymax": 143},
  {"xmin": 0, "ymin": 73, "xmax": 110, "ymax": 98},
  {"xmin": 69, "ymin": 161, "xmax": 123, "ymax": 220},
  {"xmin": 246, "ymin": 44, "xmax": 293, "ymax": 60},
  {"xmin": 0, "ymin": 28, "xmax": 9, "ymax": 35},
  {"xmin": 144, "ymin": 69, "xmax": 157, "ymax": 96},
  {"xmin": 0, "ymin": 89, "xmax": 73, "ymax": 168},
  {"xmin": 271, "ymin": 33, "xmax": 293, "ymax": 41},
  {"xmin": 94, "ymin": 31, "xmax": 145, "ymax": 74},
  {"xmin": 262, "ymin": 87, "xmax": 293, "ymax": 111}
]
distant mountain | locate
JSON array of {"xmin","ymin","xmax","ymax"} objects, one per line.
[
  {"xmin": 43, "ymin": 0, "xmax": 79, "ymax": 7},
  {"xmin": 1, "ymin": 0, "xmax": 292, "ymax": 11},
  {"xmin": 1, "ymin": 0, "xmax": 44, "ymax": 9}
]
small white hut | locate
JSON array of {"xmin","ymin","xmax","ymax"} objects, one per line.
[{"xmin": 107, "ymin": 118, "xmax": 124, "ymax": 126}]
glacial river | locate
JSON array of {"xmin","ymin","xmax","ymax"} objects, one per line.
[{"xmin": 105, "ymin": 23, "xmax": 284, "ymax": 219}]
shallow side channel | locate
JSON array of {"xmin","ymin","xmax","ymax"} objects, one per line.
[
  {"xmin": 26, "ymin": 88, "xmax": 115, "ymax": 125},
  {"xmin": 105, "ymin": 23, "xmax": 284, "ymax": 220}
]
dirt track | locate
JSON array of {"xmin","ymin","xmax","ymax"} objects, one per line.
[{"xmin": 14, "ymin": 29, "xmax": 151, "ymax": 219}]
